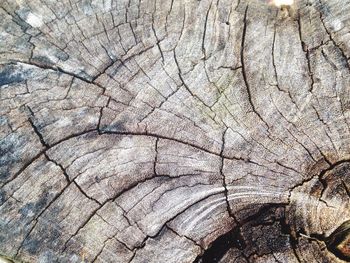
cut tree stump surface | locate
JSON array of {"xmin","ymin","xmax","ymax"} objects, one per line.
[{"xmin": 1, "ymin": 0, "xmax": 350, "ymax": 262}]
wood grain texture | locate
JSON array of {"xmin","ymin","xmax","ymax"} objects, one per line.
[{"xmin": 1, "ymin": 0, "xmax": 350, "ymax": 262}]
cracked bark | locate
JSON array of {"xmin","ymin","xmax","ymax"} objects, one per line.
[{"xmin": 1, "ymin": 0, "xmax": 350, "ymax": 262}]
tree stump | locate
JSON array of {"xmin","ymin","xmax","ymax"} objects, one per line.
[{"xmin": 1, "ymin": 0, "xmax": 350, "ymax": 262}]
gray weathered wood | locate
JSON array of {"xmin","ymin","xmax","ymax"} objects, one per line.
[{"xmin": 1, "ymin": 0, "xmax": 350, "ymax": 262}]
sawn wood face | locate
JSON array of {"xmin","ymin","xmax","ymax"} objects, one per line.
[{"xmin": 1, "ymin": 0, "xmax": 350, "ymax": 262}]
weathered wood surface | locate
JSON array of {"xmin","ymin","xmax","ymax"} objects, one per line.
[{"xmin": 1, "ymin": 0, "xmax": 350, "ymax": 262}]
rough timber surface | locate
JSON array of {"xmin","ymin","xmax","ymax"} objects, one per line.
[{"xmin": 1, "ymin": 0, "xmax": 350, "ymax": 262}]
